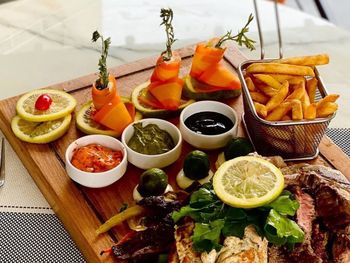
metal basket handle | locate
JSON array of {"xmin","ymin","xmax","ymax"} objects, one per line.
[{"xmin": 253, "ymin": 0, "xmax": 283, "ymax": 59}]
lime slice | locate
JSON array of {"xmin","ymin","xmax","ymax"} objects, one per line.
[
  {"xmin": 11, "ymin": 114, "xmax": 72, "ymax": 144},
  {"xmin": 16, "ymin": 89, "xmax": 77, "ymax": 122},
  {"xmin": 76, "ymin": 100, "xmax": 142, "ymax": 137},
  {"xmin": 213, "ymin": 156, "xmax": 284, "ymax": 208}
]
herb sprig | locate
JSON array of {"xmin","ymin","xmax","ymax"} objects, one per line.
[
  {"xmin": 160, "ymin": 8, "xmax": 177, "ymax": 61},
  {"xmin": 215, "ymin": 14, "xmax": 256, "ymax": 50},
  {"xmin": 92, "ymin": 30, "xmax": 111, "ymax": 90}
]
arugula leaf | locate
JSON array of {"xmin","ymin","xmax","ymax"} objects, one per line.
[
  {"xmin": 190, "ymin": 187, "xmax": 218, "ymax": 208},
  {"xmin": 265, "ymin": 191, "xmax": 299, "ymax": 216},
  {"xmin": 172, "ymin": 185, "xmax": 222, "ymax": 223},
  {"xmin": 192, "ymin": 219, "xmax": 225, "ymax": 252},
  {"xmin": 264, "ymin": 209, "xmax": 304, "ymax": 246},
  {"xmin": 222, "ymin": 221, "xmax": 249, "ymax": 238}
]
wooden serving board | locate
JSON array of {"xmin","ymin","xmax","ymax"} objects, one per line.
[{"xmin": 0, "ymin": 44, "xmax": 349, "ymax": 263}]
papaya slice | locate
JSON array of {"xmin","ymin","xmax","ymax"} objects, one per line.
[{"xmin": 132, "ymin": 82, "xmax": 194, "ymax": 118}]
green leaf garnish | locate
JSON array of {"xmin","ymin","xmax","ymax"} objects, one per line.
[
  {"xmin": 172, "ymin": 184, "xmax": 304, "ymax": 253},
  {"xmin": 264, "ymin": 190, "xmax": 300, "ymax": 216},
  {"xmin": 264, "ymin": 209, "xmax": 305, "ymax": 245},
  {"xmin": 192, "ymin": 219, "xmax": 225, "ymax": 252}
]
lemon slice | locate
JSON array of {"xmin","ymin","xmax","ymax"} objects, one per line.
[
  {"xmin": 76, "ymin": 100, "xmax": 142, "ymax": 137},
  {"xmin": 11, "ymin": 114, "xmax": 72, "ymax": 144},
  {"xmin": 16, "ymin": 89, "xmax": 77, "ymax": 122},
  {"xmin": 213, "ymin": 156, "xmax": 284, "ymax": 208}
]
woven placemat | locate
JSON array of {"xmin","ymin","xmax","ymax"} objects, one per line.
[
  {"xmin": 0, "ymin": 212, "xmax": 85, "ymax": 263},
  {"xmin": 326, "ymin": 128, "xmax": 350, "ymax": 157}
]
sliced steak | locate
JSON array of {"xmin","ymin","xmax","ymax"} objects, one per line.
[
  {"xmin": 333, "ymin": 227, "xmax": 350, "ymax": 263},
  {"xmin": 312, "ymin": 222, "xmax": 330, "ymax": 262},
  {"xmin": 292, "ymin": 186, "xmax": 316, "ymax": 239},
  {"xmin": 283, "ymin": 164, "xmax": 350, "ymax": 230}
]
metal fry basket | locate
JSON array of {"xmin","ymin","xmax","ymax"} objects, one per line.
[{"xmin": 238, "ymin": 0, "xmax": 335, "ymax": 161}]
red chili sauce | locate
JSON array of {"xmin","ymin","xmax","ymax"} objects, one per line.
[{"xmin": 71, "ymin": 144, "xmax": 123, "ymax": 173}]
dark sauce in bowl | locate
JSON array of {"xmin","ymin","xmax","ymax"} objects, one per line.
[{"xmin": 184, "ymin": 111, "xmax": 234, "ymax": 135}]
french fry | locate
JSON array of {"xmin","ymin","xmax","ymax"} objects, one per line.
[
  {"xmin": 304, "ymin": 103, "xmax": 317, "ymax": 120},
  {"xmin": 245, "ymin": 77, "xmax": 256, "ymax": 91},
  {"xmin": 306, "ymin": 78, "xmax": 318, "ymax": 103},
  {"xmin": 266, "ymin": 80, "xmax": 289, "ymax": 111},
  {"xmin": 301, "ymin": 92, "xmax": 311, "ymax": 114},
  {"xmin": 273, "ymin": 54, "xmax": 329, "ymax": 66},
  {"xmin": 253, "ymin": 74, "xmax": 282, "ymax": 90},
  {"xmin": 257, "ymin": 85, "xmax": 278, "ymax": 97},
  {"xmin": 316, "ymin": 102, "xmax": 338, "ymax": 118},
  {"xmin": 291, "ymin": 100, "xmax": 303, "ymax": 120},
  {"xmin": 266, "ymin": 101, "xmax": 292, "ymax": 121},
  {"xmin": 285, "ymin": 81, "xmax": 306, "ymax": 101},
  {"xmin": 246, "ymin": 63, "xmax": 315, "ymax": 77},
  {"xmin": 254, "ymin": 102, "xmax": 267, "ymax": 118},
  {"xmin": 316, "ymin": 94, "xmax": 340, "ymax": 110},
  {"xmin": 269, "ymin": 74, "xmax": 305, "ymax": 85},
  {"xmin": 249, "ymin": 91, "xmax": 269, "ymax": 104},
  {"xmin": 281, "ymin": 115, "xmax": 291, "ymax": 121}
]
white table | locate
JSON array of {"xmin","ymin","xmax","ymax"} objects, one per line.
[{"xmin": 0, "ymin": 0, "xmax": 349, "ymax": 262}]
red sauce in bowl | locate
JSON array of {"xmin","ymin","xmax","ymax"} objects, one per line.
[{"xmin": 71, "ymin": 144, "xmax": 123, "ymax": 173}]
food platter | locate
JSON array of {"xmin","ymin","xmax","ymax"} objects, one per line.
[{"xmin": 0, "ymin": 44, "xmax": 349, "ymax": 263}]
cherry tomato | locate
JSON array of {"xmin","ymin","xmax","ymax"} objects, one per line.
[{"xmin": 35, "ymin": 94, "xmax": 52, "ymax": 110}]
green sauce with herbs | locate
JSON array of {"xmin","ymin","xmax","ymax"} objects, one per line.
[{"xmin": 128, "ymin": 123, "xmax": 175, "ymax": 155}]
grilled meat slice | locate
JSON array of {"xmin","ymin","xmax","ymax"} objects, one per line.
[
  {"xmin": 111, "ymin": 222, "xmax": 174, "ymax": 261},
  {"xmin": 216, "ymin": 225, "xmax": 268, "ymax": 263},
  {"xmin": 283, "ymin": 164, "xmax": 350, "ymax": 230},
  {"xmin": 284, "ymin": 186, "xmax": 323, "ymax": 262},
  {"xmin": 332, "ymin": 227, "xmax": 350, "ymax": 263},
  {"xmin": 292, "ymin": 186, "xmax": 316, "ymax": 239},
  {"xmin": 174, "ymin": 219, "xmax": 202, "ymax": 263},
  {"xmin": 312, "ymin": 222, "xmax": 330, "ymax": 262}
]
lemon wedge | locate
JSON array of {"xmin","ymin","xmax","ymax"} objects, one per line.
[
  {"xmin": 11, "ymin": 114, "xmax": 72, "ymax": 144},
  {"xmin": 16, "ymin": 89, "xmax": 76, "ymax": 122},
  {"xmin": 213, "ymin": 156, "xmax": 284, "ymax": 208}
]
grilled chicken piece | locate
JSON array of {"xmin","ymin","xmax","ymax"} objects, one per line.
[
  {"xmin": 201, "ymin": 250, "xmax": 218, "ymax": 263},
  {"xmin": 174, "ymin": 219, "xmax": 202, "ymax": 263},
  {"xmin": 216, "ymin": 225, "xmax": 268, "ymax": 263}
]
